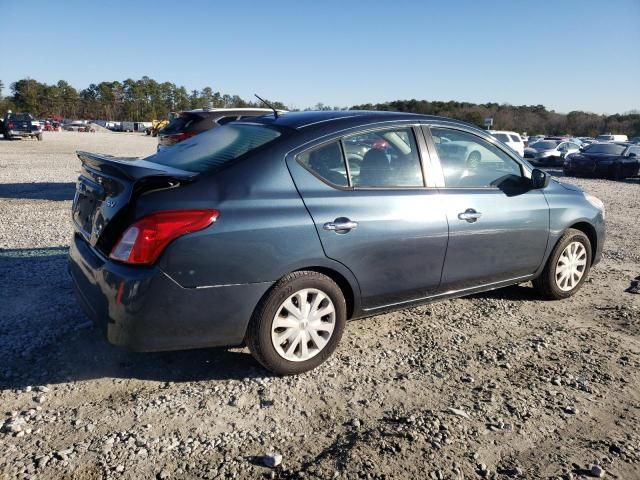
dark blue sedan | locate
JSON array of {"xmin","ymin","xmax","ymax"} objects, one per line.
[
  {"xmin": 563, "ymin": 142, "xmax": 640, "ymax": 180},
  {"xmin": 69, "ymin": 111, "xmax": 605, "ymax": 374}
]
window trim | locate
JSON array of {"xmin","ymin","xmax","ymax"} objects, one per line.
[{"xmin": 424, "ymin": 124, "xmax": 529, "ymax": 190}]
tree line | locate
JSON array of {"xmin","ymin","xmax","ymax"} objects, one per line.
[
  {"xmin": 1, "ymin": 77, "xmax": 638, "ymax": 137},
  {"xmin": 351, "ymin": 99, "xmax": 640, "ymax": 137},
  {"xmin": 0, "ymin": 77, "xmax": 287, "ymax": 122}
]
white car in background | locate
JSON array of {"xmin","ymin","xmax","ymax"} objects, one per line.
[{"xmin": 489, "ymin": 130, "xmax": 525, "ymax": 156}]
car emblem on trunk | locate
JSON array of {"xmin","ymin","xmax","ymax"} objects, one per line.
[{"xmin": 105, "ymin": 200, "xmax": 116, "ymax": 208}]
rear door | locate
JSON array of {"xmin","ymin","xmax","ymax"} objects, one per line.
[
  {"xmin": 425, "ymin": 125, "xmax": 550, "ymax": 292},
  {"xmin": 286, "ymin": 124, "xmax": 449, "ymax": 310}
]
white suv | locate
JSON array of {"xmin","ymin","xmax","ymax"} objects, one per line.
[{"xmin": 489, "ymin": 130, "xmax": 525, "ymax": 156}]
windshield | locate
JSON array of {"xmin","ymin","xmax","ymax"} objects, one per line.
[
  {"xmin": 584, "ymin": 143, "xmax": 626, "ymax": 155},
  {"xmin": 530, "ymin": 141, "xmax": 559, "ymax": 151},
  {"xmin": 149, "ymin": 123, "xmax": 282, "ymax": 173}
]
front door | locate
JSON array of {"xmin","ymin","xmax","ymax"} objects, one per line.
[
  {"xmin": 428, "ymin": 126, "xmax": 550, "ymax": 292},
  {"xmin": 286, "ymin": 125, "xmax": 449, "ymax": 310}
]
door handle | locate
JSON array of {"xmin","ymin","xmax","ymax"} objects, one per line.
[
  {"xmin": 458, "ymin": 208, "xmax": 482, "ymax": 223},
  {"xmin": 323, "ymin": 217, "xmax": 358, "ymax": 233}
]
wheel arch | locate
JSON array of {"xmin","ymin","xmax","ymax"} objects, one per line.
[
  {"xmin": 296, "ymin": 266, "xmax": 357, "ymax": 320},
  {"xmin": 567, "ymin": 221, "xmax": 598, "ymax": 264}
]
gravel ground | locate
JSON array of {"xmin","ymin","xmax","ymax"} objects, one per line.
[{"xmin": 0, "ymin": 132, "xmax": 639, "ymax": 480}]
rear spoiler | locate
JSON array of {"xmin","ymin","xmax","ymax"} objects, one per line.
[{"xmin": 76, "ymin": 151, "xmax": 198, "ymax": 182}]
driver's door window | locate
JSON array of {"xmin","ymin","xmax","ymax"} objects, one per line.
[{"xmin": 430, "ymin": 127, "xmax": 522, "ymax": 188}]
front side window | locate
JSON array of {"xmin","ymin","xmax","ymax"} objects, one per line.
[
  {"xmin": 509, "ymin": 134, "xmax": 522, "ymax": 143},
  {"xmin": 297, "ymin": 141, "xmax": 348, "ymax": 187},
  {"xmin": 626, "ymin": 146, "xmax": 640, "ymax": 156},
  {"xmin": 345, "ymin": 127, "xmax": 424, "ymax": 187},
  {"xmin": 431, "ymin": 127, "xmax": 523, "ymax": 188}
]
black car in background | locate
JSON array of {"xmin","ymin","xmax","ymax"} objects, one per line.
[
  {"xmin": 563, "ymin": 142, "xmax": 640, "ymax": 180},
  {"xmin": 156, "ymin": 108, "xmax": 281, "ymax": 151},
  {"xmin": 2, "ymin": 112, "xmax": 43, "ymax": 140}
]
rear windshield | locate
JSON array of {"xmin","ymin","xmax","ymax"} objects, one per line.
[
  {"xmin": 150, "ymin": 124, "xmax": 281, "ymax": 173},
  {"xmin": 161, "ymin": 113, "xmax": 201, "ymax": 134},
  {"xmin": 584, "ymin": 143, "xmax": 626, "ymax": 155},
  {"xmin": 8, "ymin": 113, "xmax": 33, "ymax": 121}
]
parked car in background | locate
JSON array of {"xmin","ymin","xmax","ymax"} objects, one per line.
[
  {"xmin": 68, "ymin": 110, "xmax": 605, "ymax": 375},
  {"xmin": 2, "ymin": 112, "xmax": 43, "ymax": 140},
  {"xmin": 157, "ymin": 108, "xmax": 284, "ymax": 151},
  {"xmin": 596, "ymin": 134, "xmax": 628, "ymax": 142},
  {"xmin": 524, "ymin": 140, "xmax": 581, "ymax": 167},
  {"xmin": 564, "ymin": 142, "xmax": 640, "ymax": 180},
  {"xmin": 63, "ymin": 122, "xmax": 94, "ymax": 132},
  {"xmin": 629, "ymin": 137, "xmax": 640, "ymax": 144},
  {"xmin": 489, "ymin": 130, "xmax": 525, "ymax": 156},
  {"xmin": 527, "ymin": 134, "xmax": 545, "ymax": 145}
]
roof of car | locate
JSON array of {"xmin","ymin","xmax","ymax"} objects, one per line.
[
  {"xmin": 247, "ymin": 110, "xmax": 466, "ymax": 131},
  {"xmin": 183, "ymin": 108, "xmax": 279, "ymax": 114}
]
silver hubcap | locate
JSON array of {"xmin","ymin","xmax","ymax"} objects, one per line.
[
  {"xmin": 555, "ymin": 241, "xmax": 587, "ymax": 292},
  {"xmin": 271, "ymin": 288, "xmax": 336, "ymax": 362}
]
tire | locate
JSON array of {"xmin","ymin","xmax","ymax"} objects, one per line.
[
  {"xmin": 246, "ymin": 271, "xmax": 347, "ymax": 375},
  {"xmin": 36, "ymin": 133, "xmax": 43, "ymax": 141},
  {"xmin": 611, "ymin": 163, "xmax": 623, "ymax": 181},
  {"xmin": 533, "ymin": 228, "xmax": 592, "ymax": 300}
]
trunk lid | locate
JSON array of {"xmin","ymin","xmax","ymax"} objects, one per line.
[{"xmin": 73, "ymin": 151, "xmax": 197, "ymax": 251}]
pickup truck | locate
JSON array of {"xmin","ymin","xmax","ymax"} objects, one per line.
[{"xmin": 2, "ymin": 112, "xmax": 43, "ymax": 140}]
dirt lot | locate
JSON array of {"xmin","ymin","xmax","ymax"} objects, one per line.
[{"xmin": 0, "ymin": 132, "xmax": 639, "ymax": 480}]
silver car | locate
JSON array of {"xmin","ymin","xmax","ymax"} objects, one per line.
[{"xmin": 524, "ymin": 140, "xmax": 581, "ymax": 167}]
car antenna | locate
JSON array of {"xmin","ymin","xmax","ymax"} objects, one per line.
[{"xmin": 254, "ymin": 94, "xmax": 279, "ymax": 119}]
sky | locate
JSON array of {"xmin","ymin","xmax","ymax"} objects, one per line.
[{"xmin": 1, "ymin": 0, "xmax": 639, "ymax": 114}]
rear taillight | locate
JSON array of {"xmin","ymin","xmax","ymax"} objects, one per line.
[
  {"xmin": 8, "ymin": 122, "xmax": 14, "ymax": 129},
  {"xmin": 169, "ymin": 131, "xmax": 197, "ymax": 143},
  {"xmin": 109, "ymin": 209, "xmax": 219, "ymax": 265}
]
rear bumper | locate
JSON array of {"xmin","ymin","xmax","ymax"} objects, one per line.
[
  {"xmin": 6, "ymin": 130, "xmax": 39, "ymax": 137},
  {"xmin": 68, "ymin": 234, "xmax": 272, "ymax": 352}
]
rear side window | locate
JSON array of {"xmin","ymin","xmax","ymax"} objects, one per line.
[
  {"xmin": 298, "ymin": 142, "xmax": 348, "ymax": 187},
  {"xmin": 345, "ymin": 127, "xmax": 424, "ymax": 187},
  {"xmin": 509, "ymin": 134, "xmax": 521, "ymax": 142},
  {"xmin": 492, "ymin": 133, "xmax": 510, "ymax": 143},
  {"xmin": 150, "ymin": 124, "xmax": 281, "ymax": 173}
]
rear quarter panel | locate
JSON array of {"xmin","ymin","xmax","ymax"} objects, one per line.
[{"xmin": 135, "ymin": 143, "xmax": 360, "ymax": 295}]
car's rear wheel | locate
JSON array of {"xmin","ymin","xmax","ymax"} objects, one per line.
[
  {"xmin": 246, "ymin": 271, "xmax": 346, "ymax": 375},
  {"xmin": 36, "ymin": 133, "xmax": 43, "ymax": 141},
  {"xmin": 533, "ymin": 228, "xmax": 592, "ymax": 300}
]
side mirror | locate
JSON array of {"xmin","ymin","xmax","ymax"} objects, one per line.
[
  {"xmin": 629, "ymin": 152, "xmax": 637, "ymax": 158},
  {"xmin": 531, "ymin": 168, "xmax": 550, "ymax": 189}
]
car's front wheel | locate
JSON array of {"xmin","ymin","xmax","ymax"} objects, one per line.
[
  {"xmin": 533, "ymin": 228, "xmax": 592, "ymax": 300},
  {"xmin": 246, "ymin": 271, "xmax": 346, "ymax": 375}
]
